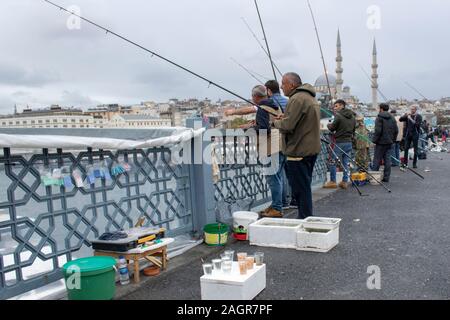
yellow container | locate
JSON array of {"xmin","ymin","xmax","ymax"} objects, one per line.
[
  {"xmin": 351, "ymin": 172, "xmax": 367, "ymax": 181},
  {"xmin": 203, "ymin": 223, "xmax": 229, "ymax": 246}
]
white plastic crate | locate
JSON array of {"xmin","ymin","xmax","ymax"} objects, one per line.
[
  {"xmin": 368, "ymin": 171, "xmax": 382, "ymax": 185},
  {"xmin": 249, "ymin": 218, "xmax": 304, "ymax": 249},
  {"xmin": 303, "ymin": 217, "xmax": 341, "ymax": 230},
  {"xmin": 296, "ymin": 226, "xmax": 339, "ymax": 253},
  {"xmin": 200, "ymin": 262, "xmax": 266, "ymax": 300}
]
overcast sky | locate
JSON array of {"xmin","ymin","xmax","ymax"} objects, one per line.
[{"xmin": 0, "ymin": 0, "xmax": 449, "ymax": 114}]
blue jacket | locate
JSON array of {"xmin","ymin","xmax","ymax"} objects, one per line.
[{"xmin": 254, "ymin": 98, "xmax": 279, "ymax": 133}]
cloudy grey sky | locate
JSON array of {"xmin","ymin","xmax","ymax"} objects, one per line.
[{"xmin": 0, "ymin": 0, "xmax": 449, "ymax": 114}]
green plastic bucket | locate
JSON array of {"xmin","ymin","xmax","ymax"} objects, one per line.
[
  {"xmin": 203, "ymin": 223, "xmax": 229, "ymax": 246},
  {"xmin": 62, "ymin": 256, "xmax": 117, "ymax": 300}
]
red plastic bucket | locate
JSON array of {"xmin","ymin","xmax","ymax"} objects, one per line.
[{"xmin": 233, "ymin": 233, "xmax": 248, "ymax": 241}]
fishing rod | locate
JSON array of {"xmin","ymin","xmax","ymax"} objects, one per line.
[
  {"xmin": 357, "ymin": 62, "xmax": 388, "ymax": 102},
  {"xmin": 230, "ymin": 57, "xmax": 267, "ymax": 85},
  {"xmin": 321, "ymin": 138, "xmax": 368, "ymax": 197},
  {"xmin": 254, "ymin": 0, "xmax": 278, "ymax": 82},
  {"xmin": 43, "ymin": 0, "xmax": 262, "ymax": 110},
  {"xmin": 354, "ymin": 71, "xmax": 436, "ymax": 160},
  {"xmin": 322, "ymin": 137, "xmax": 392, "ymax": 193},
  {"xmin": 241, "ymin": 17, "xmax": 283, "ymax": 77},
  {"xmin": 306, "ymin": 0, "xmax": 334, "ymax": 105},
  {"xmin": 405, "ymin": 81, "xmax": 429, "ymax": 101},
  {"xmin": 320, "ymin": 105, "xmax": 425, "ymax": 179}
]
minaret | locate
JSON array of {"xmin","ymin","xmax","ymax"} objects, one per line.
[
  {"xmin": 371, "ymin": 39, "xmax": 379, "ymax": 108},
  {"xmin": 14, "ymin": 104, "xmax": 18, "ymax": 115},
  {"xmin": 335, "ymin": 29, "xmax": 344, "ymax": 99}
]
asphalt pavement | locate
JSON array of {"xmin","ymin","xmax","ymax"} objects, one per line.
[{"xmin": 121, "ymin": 152, "xmax": 450, "ymax": 300}]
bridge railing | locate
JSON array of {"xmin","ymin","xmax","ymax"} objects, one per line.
[{"xmin": 0, "ymin": 123, "xmax": 329, "ymax": 299}]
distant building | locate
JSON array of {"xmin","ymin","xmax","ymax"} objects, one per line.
[
  {"xmin": 0, "ymin": 105, "xmax": 105, "ymax": 128},
  {"xmin": 85, "ymin": 104, "xmax": 141, "ymax": 121},
  {"xmin": 110, "ymin": 114, "xmax": 172, "ymax": 128}
]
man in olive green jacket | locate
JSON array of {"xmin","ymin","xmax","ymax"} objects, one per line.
[{"xmin": 273, "ymin": 72, "xmax": 321, "ymax": 219}]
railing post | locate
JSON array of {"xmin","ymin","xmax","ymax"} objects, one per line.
[{"xmin": 186, "ymin": 117, "xmax": 216, "ymax": 236}]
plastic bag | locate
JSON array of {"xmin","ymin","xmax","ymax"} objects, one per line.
[
  {"xmin": 61, "ymin": 166, "xmax": 74, "ymax": 188},
  {"xmin": 39, "ymin": 165, "xmax": 53, "ymax": 187},
  {"xmin": 86, "ymin": 165, "xmax": 96, "ymax": 185},
  {"xmin": 72, "ymin": 169, "xmax": 84, "ymax": 188}
]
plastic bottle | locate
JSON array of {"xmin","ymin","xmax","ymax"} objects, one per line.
[{"xmin": 118, "ymin": 256, "xmax": 130, "ymax": 285}]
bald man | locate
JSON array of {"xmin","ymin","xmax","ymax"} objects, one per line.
[{"xmin": 273, "ymin": 72, "xmax": 321, "ymax": 219}]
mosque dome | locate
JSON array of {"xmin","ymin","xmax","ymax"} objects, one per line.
[{"xmin": 314, "ymin": 74, "xmax": 337, "ymax": 88}]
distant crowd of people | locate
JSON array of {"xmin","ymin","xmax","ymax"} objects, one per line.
[{"xmin": 226, "ymin": 72, "xmax": 445, "ymax": 219}]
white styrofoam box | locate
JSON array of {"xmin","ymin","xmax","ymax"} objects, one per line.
[
  {"xmin": 296, "ymin": 226, "xmax": 339, "ymax": 253},
  {"xmin": 249, "ymin": 218, "xmax": 304, "ymax": 249},
  {"xmin": 200, "ymin": 262, "xmax": 266, "ymax": 300},
  {"xmin": 303, "ymin": 217, "xmax": 341, "ymax": 230}
]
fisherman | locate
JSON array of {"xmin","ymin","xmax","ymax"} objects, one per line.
[
  {"xmin": 353, "ymin": 115, "xmax": 371, "ymax": 170},
  {"xmin": 272, "ymin": 72, "xmax": 321, "ymax": 219},
  {"xmin": 323, "ymin": 99, "xmax": 356, "ymax": 190},
  {"xmin": 265, "ymin": 80, "xmax": 294, "ymax": 210},
  {"xmin": 390, "ymin": 109, "xmax": 404, "ymax": 167},
  {"xmin": 400, "ymin": 105, "xmax": 422, "ymax": 169},
  {"xmin": 372, "ymin": 103, "xmax": 399, "ymax": 183},
  {"xmin": 225, "ymin": 85, "xmax": 284, "ymax": 218}
]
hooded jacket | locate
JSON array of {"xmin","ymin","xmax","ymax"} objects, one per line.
[
  {"xmin": 273, "ymin": 84, "xmax": 321, "ymax": 157},
  {"xmin": 372, "ymin": 111, "xmax": 399, "ymax": 145},
  {"xmin": 327, "ymin": 108, "xmax": 356, "ymax": 143}
]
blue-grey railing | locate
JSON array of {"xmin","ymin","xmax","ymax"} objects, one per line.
[{"xmin": 0, "ymin": 124, "xmax": 329, "ymax": 299}]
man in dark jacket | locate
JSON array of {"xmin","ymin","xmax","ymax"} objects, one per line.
[
  {"xmin": 372, "ymin": 103, "xmax": 399, "ymax": 182},
  {"xmin": 324, "ymin": 99, "xmax": 356, "ymax": 190},
  {"xmin": 273, "ymin": 72, "xmax": 321, "ymax": 219},
  {"xmin": 399, "ymin": 106, "xmax": 422, "ymax": 168}
]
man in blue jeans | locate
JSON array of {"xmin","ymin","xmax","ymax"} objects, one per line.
[
  {"xmin": 225, "ymin": 84, "xmax": 283, "ymax": 217},
  {"xmin": 324, "ymin": 99, "xmax": 356, "ymax": 189},
  {"xmin": 264, "ymin": 80, "xmax": 294, "ymax": 209}
]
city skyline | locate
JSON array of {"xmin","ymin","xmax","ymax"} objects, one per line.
[{"xmin": 0, "ymin": 0, "xmax": 449, "ymax": 113}]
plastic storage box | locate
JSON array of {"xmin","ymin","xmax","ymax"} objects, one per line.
[
  {"xmin": 200, "ymin": 262, "xmax": 266, "ymax": 300},
  {"xmin": 249, "ymin": 218, "xmax": 304, "ymax": 249}
]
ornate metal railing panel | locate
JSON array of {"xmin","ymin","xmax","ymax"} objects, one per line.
[
  {"xmin": 213, "ymin": 133, "xmax": 329, "ymax": 208},
  {"xmin": 0, "ymin": 147, "xmax": 192, "ymax": 299},
  {"xmin": 213, "ymin": 134, "xmax": 270, "ymax": 209}
]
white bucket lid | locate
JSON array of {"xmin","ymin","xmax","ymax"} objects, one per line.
[{"xmin": 232, "ymin": 211, "xmax": 259, "ymax": 220}]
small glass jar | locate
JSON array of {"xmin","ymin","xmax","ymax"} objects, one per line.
[
  {"xmin": 212, "ymin": 259, "xmax": 222, "ymax": 272},
  {"xmin": 238, "ymin": 260, "xmax": 247, "ymax": 275},
  {"xmin": 254, "ymin": 252, "xmax": 264, "ymax": 266},
  {"xmin": 246, "ymin": 256, "xmax": 254, "ymax": 270},
  {"xmin": 222, "ymin": 260, "xmax": 232, "ymax": 274},
  {"xmin": 237, "ymin": 252, "xmax": 247, "ymax": 261},
  {"xmin": 224, "ymin": 250, "xmax": 235, "ymax": 261},
  {"xmin": 202, "ymin": 263, "xmax": 213, "ymax": 275}
]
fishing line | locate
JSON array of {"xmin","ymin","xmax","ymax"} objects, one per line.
[{"xmin": 43, "ymin": 0, "xmax": 263, "ymax": 109}]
